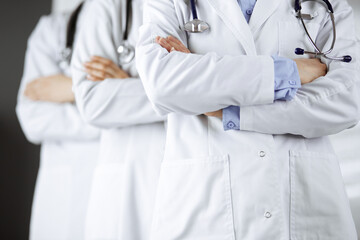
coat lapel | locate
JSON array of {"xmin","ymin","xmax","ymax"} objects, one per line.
[
  {"xmin": 249, "ymin": 0, "xmax": 283, "ymax": 34},
  {"xmin": 206, "ymin": 0, "xmax": 257, "ymax": 55}
]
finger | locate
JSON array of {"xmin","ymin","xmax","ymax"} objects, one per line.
[
  {"xmin": 24, "ymin": 86, "xmax": 37, "ymax": 100},
  {"xmin": 106, "ymin": 62, "xmax": 129, "ymax": 78},
  {"xmin": 24, "ymin": 87, "xmax": 32, "ymax": 98},
  {"xmin": 113, "ymin": 68, "xmax": 130, "ymax": 79},
  {"xmin": 84, "ymin": 62, "xmax": 107, "ymax": 71},
  {"xmin": 166, "ymin": 36, "xmax": 183, "ymax": 50},
  {"xmin": 170, "ymin": 39, "xmax": 190, "ymax": 53},
  {"xmin": 90, "ymin": 57, "xmax": 129, "ymax": 78},
  {"xmin": 159, "ymin": 38, "xmax": 173, "ymax": 52},
  {"xmin": 87, "ymin": 74, "xmax": 106, "ymax": 82},
  {"xmin": 84, "ymin": 67, "xmax": 107, "ymax": 80},
  {"xmin": 167, "ymin": 36, "xmax": 190, "ymax": 53},
  {"xmin": 91, "ymin": 56, "xmax": 115, "ymax": 67},
  {"xmin": 84, "ymin": 62, "xmax": 118, "ymax": 78},
  {"xmin": 204, "ymin": 110, "xmax": 222, "ymax": 118},
  {"xmin": 160, "ymin": 37, "xmax": 181, "ymax": 51},
  {"xmin": 158, "ymin": 37, "xmax": 173, "ymax": 52},
  {"xmin": 167, "ymin": 35, "xmax": 184, "ymax": 46},
  {"xmin": 170, "ymin": 47, "xmax": 176, "ymax": 52},
  {"xmin": 155, "ymin": 36, "xmax": 161, "ymax": 44}
]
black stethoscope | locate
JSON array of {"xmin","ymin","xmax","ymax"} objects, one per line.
[
  {"xmin": 60, "ymin": 1, "xmax": 135, "ymax": 66},
  {"xmin": 59, "ymin": 2, "xmax": 84, "ymax": 67},
  {"xmin": 294, "ymin": 0, "xmax": 352, "ymax": 62},
  {"xmin": 117, "ymin": 0, "xmax": 135, "ymax": 64},
  {"xmin": 185, "ymin": 0, "xmax": 352, "ymax": 63}
]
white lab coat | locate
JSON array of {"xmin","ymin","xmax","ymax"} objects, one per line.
[
  {"xmin": 71, "ymin": 0, "xmax": 166, "ymax": 239},
  {"xmin": 16, "ymin": 14, "xmax": 100, "ymax": 240},
  {"xmin": 136, "ymin": 0, "xmax": 360, "ymax": 239},
  {"xmin": 331, "ymin": 42, "xmax": 360, "ymax": 239}
]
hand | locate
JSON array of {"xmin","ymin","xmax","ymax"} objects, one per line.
[
  {"xmin": 83, "ymin": 56, "xmax": 130, "ymax": 81},
  {"xmin": 155, "ymin": 36, "xmax": 191, "ymax": 53},
  {"xmin": 24, "ymin": 75, "xmax": 74, "ymax": 103},
  {"xmin": 293, "ymin": 58, "xmax": 327, "ymax": 85},
  {"xmin": 204, "ymin": 109, "xmax": 223, "ymax": 119}
]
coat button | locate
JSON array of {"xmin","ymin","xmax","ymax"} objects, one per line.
[
  {"xmin": 227, "ymin": 121, "xmax": 236, "ymax": 129},
  {"xmin": 264, "ymin": 212, "xmax": 272, "ymax": 218},
  {"xmin": 259, "ymin": 151, "xmax": 266, "ymax": 158},
  {"xmin": 246, "ymin": 9, "xmax": 253, "ymax": 15},
  {"xmin": 289, "ymin": 80, "xmax": 297, "ymax": 85}
]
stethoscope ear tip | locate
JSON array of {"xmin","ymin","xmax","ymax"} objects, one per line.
[
  {"xmin": 343, "ymin": 55, "xmax": 352, "ymax": 63},
  {"xmin": 295, "ymin": 48, "xmax": 305, "ymax": 55}
]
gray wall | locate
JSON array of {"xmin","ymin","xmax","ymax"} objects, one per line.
[{"xmin": 0, "ymin": 1, "xmax": 51, "ymax": 239}]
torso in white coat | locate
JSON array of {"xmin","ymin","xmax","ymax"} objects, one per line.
[
  {"xmin": 71, "ymin": 0, "xmax": 166, "ymax": 239},
  {"xmin": 136, "ymin": 0, "xmax": 360, "ymax": 239},
  {"xmin": 16, "ymin": 13, "xmax": 100, "ymax": 240}
]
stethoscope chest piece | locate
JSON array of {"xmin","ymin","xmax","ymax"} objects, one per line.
[
  {"xmin": 117, "ymin": 41, "xmax": 135, "ymax": 65},
  {"xmin": 184, "ymin": 19, "xmax": 209, "ymax": 33},
  {"xmin": 184, "ymin": 0, "xmax": 210, "ymax": 33},
  {"xmin": 59, "ymin": 47, "xmax": 72, "ymax": 69},
  {"xmin": 117, "ymin": 0, "xmax": 136, "ymax": 65},
  {"xmin": 60, "ymin": 48, "xmax": 72, "ymax": 62}
]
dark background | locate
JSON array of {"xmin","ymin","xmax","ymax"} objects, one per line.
[{"xmin": 0, "ymin": 1, "xmax": 51, "ymax": 239}]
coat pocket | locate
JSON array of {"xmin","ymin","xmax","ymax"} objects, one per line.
[
  {"xmin": 151, "ymin": 155, "xmax": 235, "ymax": 240},
  {"xmin": 289, "ymin": 151, "xmax": 357, "ymax": 240}
]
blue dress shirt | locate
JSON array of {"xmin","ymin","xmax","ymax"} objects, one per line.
[{"xmin": 223, "ymin": 0, "xmax": 301, "ymax": 131}]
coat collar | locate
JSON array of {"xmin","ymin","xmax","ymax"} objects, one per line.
[
  {"xmin": 206, "ymin": 0, "xmax": 283, "ymax": 55},
  {"xmin": 207, "ymin": 0, "xmax": 257, "ymax": 55},
  {"xmin": 249, "ymin": 0, "xmax": 283, "ymax": 34}
]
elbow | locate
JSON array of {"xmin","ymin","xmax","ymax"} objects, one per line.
[
  {"xmin": 302, "ymin": 103, "xmax": 360, "ymax": 139},
  {"xmin": 16, "ymin": 107, "xmax": 42, "ymax": 144},
  {"xmin": 341, "ymin": 91, "xmax": 360, "ymax": 131},
  {"xmin": 143, "ymin": 85, "xmax": 171, "ymax": 116},
  {"xmin": 77, "ymin": 102, "xmax": 105, "ymax": 128},
  {"xmin": 76, "ymin": 96, "xmax": 119, "ymax": 129},
  {"xmin": 137, "ymin": 67, "xmax": 171, "ymax": 116},
  {"xmin": 345, "ymin": 101, "xmax": 360, "ymax": 130},
  {"xmin": 73, "ymin": 85, "xmax": 107, "ymax": 128},
  {"xmin": 23, "ymin": 131, "xmax": 42, "ymax": 145}
]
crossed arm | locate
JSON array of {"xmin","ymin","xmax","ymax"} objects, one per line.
[
  {"xmin": 136, "ymin": 0, "xmax": 359, "ymax": 138},
  {"xmin": 155, "ymin": 35, "xmax": 328, "ymax": 119}
]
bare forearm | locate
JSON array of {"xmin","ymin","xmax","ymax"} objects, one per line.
[{"xmin": 25, "ymin": 74, "xmax": 75, "ymax": 103}]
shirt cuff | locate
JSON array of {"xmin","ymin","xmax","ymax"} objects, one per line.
[
  {"xmin": 272, "ymin": 55, "xmax": 301, "ymax": 101},
  {"xmin": 222, "ymin": 106, "xmax": 240, "ymax": 131}
]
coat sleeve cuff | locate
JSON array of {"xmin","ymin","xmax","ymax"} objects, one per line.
[
  {"xmin": 272, "ymin": 55, "xmax": 301, "ymax": 101},
  {"xmin": 223, "ymin": 106, "xmax": 240, "ymax": 131}
]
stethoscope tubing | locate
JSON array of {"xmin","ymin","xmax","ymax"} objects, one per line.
[
  {"xmin": 190, "ymin": 0, "xmax": 198, "ymax": 20},
  {"xmin": 117, "ymin": 0, "xmax": 135, "ymax": 65},
  {"xmin": 295, "ymin": 0, "xmax": 352, "ymax": 62},
  {"xmin": 186, "ymin": 0, "xmax": 351, "ymax": 62}
]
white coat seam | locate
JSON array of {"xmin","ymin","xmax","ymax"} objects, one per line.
[{"xmin": 295, "ymin": 78, "xmax": 355, "ymax": 105}]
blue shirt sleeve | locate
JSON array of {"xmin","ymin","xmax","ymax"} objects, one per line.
[
  {"xmin": 222, "ymin": 55, "xmax": 301, "ymax": 131},
  {"xmin": 272, "ymin": 55, "xmax": 301, "ymax": 101}
]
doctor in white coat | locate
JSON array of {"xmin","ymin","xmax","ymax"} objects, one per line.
[
  {"xmin": 16, "ymin": 3, "xmax": 100, "ymax": 240},
  {"xmin": 71, "ymin": 0, "xmax": 166, "ymax": 239},
  {"xmin": 137, "ymin": 0, "xmax": 360, "ymax": 239}
]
